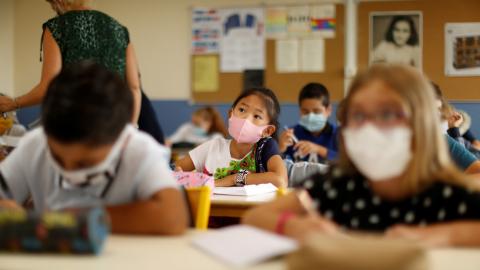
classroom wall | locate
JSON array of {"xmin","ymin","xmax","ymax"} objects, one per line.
[
  {"xmin": 12, "ymin": 0, "xmax": 343, "ymax": 100},
  {"xmin": 358, "ymin": 0, "xmax": 480, "ymax": 100},
  {"xmin": 0, "ymin": 0, "xmax": 15, "ymax": 96},
  {"xmin": 13, "ymin": 0, "xmax": 52, "ymax": 97},
  {"xmin": 9, "ymin": 0, "xmax": 480, "ymax": 137}
]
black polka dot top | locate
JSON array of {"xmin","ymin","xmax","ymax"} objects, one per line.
[{"xmin": 300, "ymin": 166, "xmax": 480, "ymax": 231}]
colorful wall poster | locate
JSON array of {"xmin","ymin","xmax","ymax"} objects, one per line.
[
  {"xmin": 265, "ymin": 7, "xmax": 287, "ymax": 39},
  {"xmin": 192, "ymin": 8, "xmax": 221, "ymax": 54},
  {"xmin": 310, "ymin": 5, "xmax": 336, "ymax": 38}
]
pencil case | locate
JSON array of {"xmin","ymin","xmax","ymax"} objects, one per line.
[{"xmin": 0, "ymin": 207, "xmax": 109, "ymax": 254}]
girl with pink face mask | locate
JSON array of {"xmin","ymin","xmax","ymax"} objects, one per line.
[{"xmin": 175, "ymin": 88, "xmax": 288, "ymax": 188}]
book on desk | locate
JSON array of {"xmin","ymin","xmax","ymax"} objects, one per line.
[{"xmin": 213, "ymin": 183, "xmax": 277, "ymax": 196}]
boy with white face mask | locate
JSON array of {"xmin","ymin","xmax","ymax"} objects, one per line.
[
  {"xmin": 0, "ymin": 62, "xmax": 188, "ymax": 235},
  {"xmin": 244, "ymin": 65, "xmax": 480, "ymax": 247},
  {"xmin": 279, "ymin": 83, "xmax": 339, "ymax": 163}
]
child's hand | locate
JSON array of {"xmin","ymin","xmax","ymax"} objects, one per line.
[
  {"xmin": 279, "ymin": 129, "xmax": 295, "ymax": 152},
  {"xmin": 294, "ymin": 141, "xmax": 328, "ymax": 158},
  {"xmin": 174, "ymin": 166, "xmax": 183, "ymax": 172},
  {"xmin": 285, "ymin": 215, "xmax": 338, "ymax": 242},
  {"xmin": 214, "ymin": 174, "xmax": 236, "ymax": 187},
  {"xmin": 385, "ymin": 224, "xmax": 452, "ymax": 247},
  {"xmin": 448, "ymin": 112, "xmax": 463, "ymax": 128}
]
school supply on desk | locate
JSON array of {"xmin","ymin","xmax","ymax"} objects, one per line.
[
  {"xmin": 174, "ymin": 171, "xmax": 215, "ymax": 192},
  {"xmin": 287, "ymin": 232, "xmax": 428, "ymax": 270},
  {"xmin": 192, "ymin": 225, "xmax": 298, "ymax": 267},
  {"xmin": 213, "ymin": 183, "xmax": 277, "ymax": 196},
  {"xmin": 0, "ymin": 207, "xmax": 109, "ymax": 254},
  {"xmin": 185, "ymin": 186, "xmax": 211, "ymax": 230}
]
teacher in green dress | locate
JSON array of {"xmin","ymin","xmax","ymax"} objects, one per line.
[{"xmin": 0, "ymin": 0, "xmax": 141, "ymax": 123}]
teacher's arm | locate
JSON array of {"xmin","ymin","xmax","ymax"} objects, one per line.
[
  {"xmin": 0, "ymin": 29, "xmax": 62, "ymax": 112},
  {"xmin": 125, "ymin": 43, "xmax": 141, "ymax": 124}
]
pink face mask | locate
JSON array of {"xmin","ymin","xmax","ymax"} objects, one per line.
[{"xmin": 228, "ymin": 115, "xmax": 268, "ymax": 144}]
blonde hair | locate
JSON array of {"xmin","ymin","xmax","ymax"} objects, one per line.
[{"xmin": 339, "ymin": 64, "xmax": 475, "ymax": 193}]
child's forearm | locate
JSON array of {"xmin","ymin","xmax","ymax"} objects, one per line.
[
  {"xmin": 106, "ymin": 189, "xmax": 188, "ymax": 235},
  {"xmin": 446, "ymin": 222, "xmax": 480, "ymax": 246},
  {"xmin": 215, "ymin": 172, "xmax": 287, "ymax": 188}
]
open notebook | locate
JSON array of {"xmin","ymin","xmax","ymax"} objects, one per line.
[
  {"xmin": 192, "ymin": 225, "xmax": 298, "ymax": 267},
  {"xmin": 213, "ymin": 183, "xmax": 277, "ymax": 196}
]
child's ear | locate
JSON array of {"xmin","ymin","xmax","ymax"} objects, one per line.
[
  {"xmin": 262, "ymin": 125, "xmax": 276, "ymax": 137},
  {"xmin": 325, "ymin": 105, "xmax": 332, "ymax": 117}
]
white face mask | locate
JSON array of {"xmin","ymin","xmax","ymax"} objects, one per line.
[
  {"xmin": 47, "ymin": 129, "xmax": 129, "ymax": 187},
  {"xmin": 343, "ymin": 124, "xmax": 412, "ymax": 181}
]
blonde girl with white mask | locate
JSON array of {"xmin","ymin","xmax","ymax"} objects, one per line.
[{"xmin": 243, "ymin": 64, "xmax": 480, "ymax": 247}]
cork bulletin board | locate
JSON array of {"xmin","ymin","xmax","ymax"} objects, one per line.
[
  {"xmin": 192, "ymin": 0, "xmax": 480, "ymax": 103},
  {"xmin": 192, "ymin": 4, "xmax": 345, "ymax": 103}
]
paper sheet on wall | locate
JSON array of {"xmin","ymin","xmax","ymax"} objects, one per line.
[
  {"xmin": 287, "ymin": 5, "xmax": 311, "ymax": 38},
  {"xmin": 310, "ymin": 5, "xmax": 336, "ymax": 38},
  {"xmin": 219, "ymin": 8, "xmax": 265, "ymax": 72},
  {"xmin": 301, "ymin": 38, "xmax": 325, "ymax": 72},
  {"xmin": 191, "ymin": 8, "xmax": 221, "ymax": 54},
  {"xmin": 192, "ymin": 225, "xmax": 298, "ymax": 267},
  {"xmin": 265, "ymin": 7, "xmax": 287, "ymax": 39},
  {"xmin": 192, "ymin": 55, "xmax": 219, "ymax": 92},
  {"xmin": 276, "ymin": 39, "xmax": 299, "ymax": 72}
]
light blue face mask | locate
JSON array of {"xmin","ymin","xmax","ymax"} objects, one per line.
[
  {"xmin": 299, "ymin": 113, "xmax": 327, "ymax": 132},
  {"xmin": 192, "ymin": 125, "xmax": 207, "ymax": 137}
]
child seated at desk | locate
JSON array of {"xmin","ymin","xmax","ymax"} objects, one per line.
[
  {"xmin": 279, "ymin": 83, "xmax": 339, "ymax": 163},
  {"xmin": 167, "ymin": 106, "xmax": 228, "ymax": 147},
  {"xmin": 244, "ymin": 64, "xmax": 480, "ymax": 247},
  {"xmin": 0, "ymin": 62, "xmax": 188, "ymax": 235},
  {"xmin": 175, "ymin": 88, "xmax": 287, "ymax": 188}
]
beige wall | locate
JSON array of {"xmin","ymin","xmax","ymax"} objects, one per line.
[
  {"xmin": 0, "ymin": 0, "xmax": 15, "ymax": 96},
  {"xmin": 13, "ymin": 0, "xmax": 53, "ymax": 98},
  {"xmin": 11, "ymin": 0, "xmax": 341, "ymax": 100}
]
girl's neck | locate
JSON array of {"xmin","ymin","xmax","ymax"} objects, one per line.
[
  {"xmin": 230, "ymin": 140, "xmax": 254, "ymax": 159},
  {"xmin": 65, "ymin": 5, "xmax": 92, "ymax": 12},
  {"xmin": 368, "ymin": 174, "xmax": 411, "ymax": 201}
]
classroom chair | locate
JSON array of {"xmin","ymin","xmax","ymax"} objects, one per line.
[{"xmin": 184, "ymin": 186, "xmax": 211, "ymax": 230}]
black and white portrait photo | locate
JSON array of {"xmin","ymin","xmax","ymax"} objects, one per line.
[{"xmin": 370, "ymin": 12, "xmax": 422, "ymax": 69}]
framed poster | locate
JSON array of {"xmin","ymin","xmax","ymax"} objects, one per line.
[
  {"xmin": 445, "ymin": 23, "xmax": 480, "ymax": 77},
  {"xmin": 370, "ymin": 11, "xmax": 422, "ymax": 69}
]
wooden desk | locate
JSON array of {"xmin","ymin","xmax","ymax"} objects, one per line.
[
  {"xmin": 0, "ymin": 232, "xmax": 282, "ymax": 270},
  {"xmin": 2, "ymin": 231, "xmax": 480, "ymax": 270},
  {"xmin": 210, "ymin": 193, "xmax": 277, "ymax": 218}
]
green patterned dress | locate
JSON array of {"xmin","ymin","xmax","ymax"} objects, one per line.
[{"xmin": 42, "ymin": 10, "xmax": 130, "ymax": 77}]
